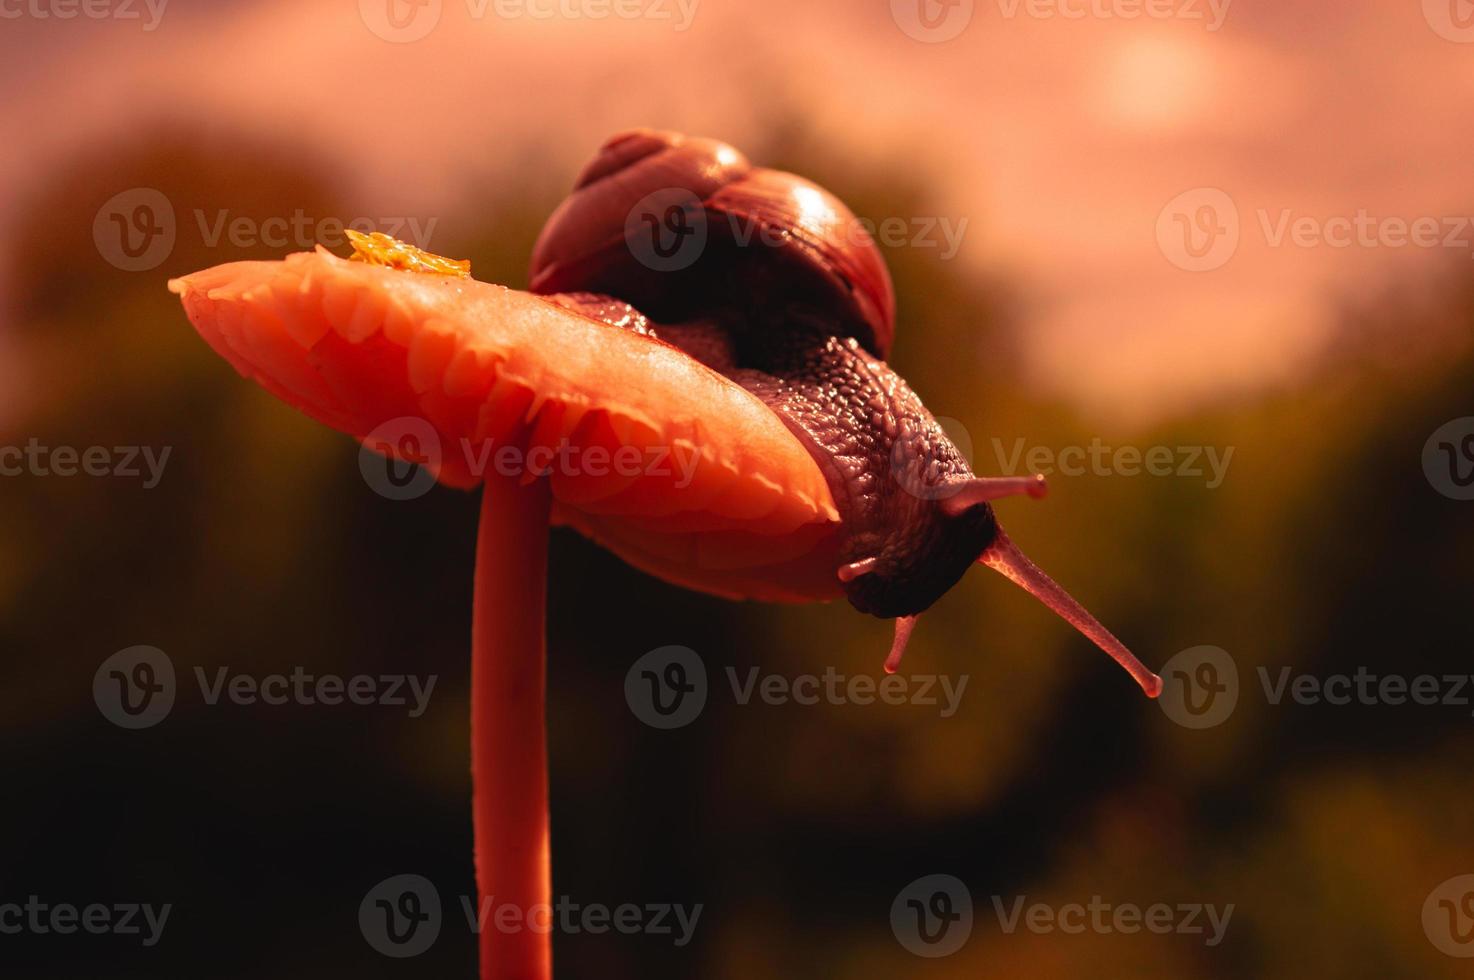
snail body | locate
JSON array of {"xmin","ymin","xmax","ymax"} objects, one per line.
[
  {"xmin": 533, "ymin": 130, "xmax": 1159, "ymax": 693},
  {"xmin": 534, "ymin": 131, "xmax": 1002, "ymax": 621}
]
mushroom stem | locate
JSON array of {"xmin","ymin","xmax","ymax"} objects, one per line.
[{"xmin": 471, "ymin": 473, "xmax": 554, "ymax": 980}]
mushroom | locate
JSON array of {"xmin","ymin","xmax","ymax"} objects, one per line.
[{"xmin": 170, "ymin": 133, "xmax": 1160, "ymax": 978}]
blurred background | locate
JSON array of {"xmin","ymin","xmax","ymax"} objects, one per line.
[{"xmin": 3, "ymin": 0, "xmax": 1473, "ymax": 976}]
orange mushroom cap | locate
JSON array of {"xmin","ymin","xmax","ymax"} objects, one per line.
[{"xmin": 169, "ymin": 245, "xmax": 845, "ymax": 603}]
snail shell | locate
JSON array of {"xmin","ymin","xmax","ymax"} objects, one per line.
[{"xmin": 529, "ymin": 129, "xmax": 896, "ymax": 359}]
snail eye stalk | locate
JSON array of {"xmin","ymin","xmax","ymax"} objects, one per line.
[
  {"xmin": 978, "ymin": 528, "xmax": 1163, "ymax": 698},
  {"xmin": 938, "ymin": 474, "xmax": 1049, "ymax": 516},
  {"xmin": 885, "ymin": 615, "xmax": 919, "ymax": 674}
]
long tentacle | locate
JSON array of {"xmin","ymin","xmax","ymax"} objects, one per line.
[{"xmin": 978, "ymin": 526, "xmax": 1162, "ymax": 697}]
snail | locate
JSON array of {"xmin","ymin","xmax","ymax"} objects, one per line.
[
  {"xmin": 169, "ymin": 130, "xmax": 1163, "ymax": 980},
  {"xmin": 529, "ymin": 130, "xmax": 1160, "ymax": 693}
]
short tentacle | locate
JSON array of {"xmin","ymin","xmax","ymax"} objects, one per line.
[
  {"xmin": 885, "ymin": 615, "xmax": 918, "ymax": 675},
  {"xmin": 838, "ymin": 557, "xmax": 879, "ymax": 583}
]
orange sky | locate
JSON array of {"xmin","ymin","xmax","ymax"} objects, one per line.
[{"xmin": 4, "ymin": 0, "xmax": 1473, "ymax": 420}]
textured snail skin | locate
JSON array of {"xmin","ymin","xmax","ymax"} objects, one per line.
[
  {"xmin": 719, "ymin": 322, "xmax": 998, "ymax": 618},
  {"xmin": 535, "ymin": 131, "xmax": 996, "ymax": 619},
  {"xmin": 546, "ymin": 304, "xmax": 998, "ymax": 620}
]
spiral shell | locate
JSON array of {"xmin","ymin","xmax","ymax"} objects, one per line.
[{"xmin": 529, "ymin": 129, "xmax": 896, "ymax": 358}]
